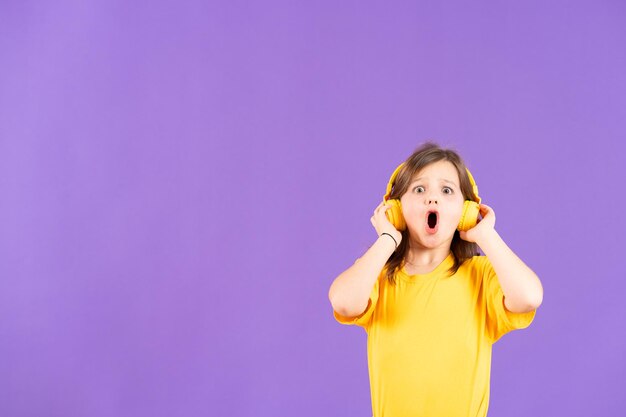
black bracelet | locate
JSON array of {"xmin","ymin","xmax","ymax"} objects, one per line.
[{"xmin": 380, "ymin": 232, "xmax": 398, "ymax": 249}]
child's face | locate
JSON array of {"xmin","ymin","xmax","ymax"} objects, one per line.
[{"xmin": 400, "ymin": 160, "xmax": 465, "ymax": 248}]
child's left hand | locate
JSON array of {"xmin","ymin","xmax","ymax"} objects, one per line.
[{"xmin": 459, "ymin": 204, "xmax": 496, "ymax": 244}]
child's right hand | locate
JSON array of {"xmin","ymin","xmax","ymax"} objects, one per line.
[{"xmin": 370, "ymin": 201, "xmax": 402, "ymax": 246}]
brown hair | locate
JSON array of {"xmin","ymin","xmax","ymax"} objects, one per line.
[{"xmin": 383, "ymin": 141, "xmax": 480, "ymax": 285}]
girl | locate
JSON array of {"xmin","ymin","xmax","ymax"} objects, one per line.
[{"xmin": 328, "ymin": 141, "xmax": 543, "ymax": 417}]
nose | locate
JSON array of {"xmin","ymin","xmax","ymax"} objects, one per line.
[{"xmin": 425, "ymin": 194, "xmax": 438, "ymax": 205}]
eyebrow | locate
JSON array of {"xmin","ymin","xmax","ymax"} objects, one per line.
[{"xmin": 410, "ymin": 177, "xmax": 459, "ymax": 188}]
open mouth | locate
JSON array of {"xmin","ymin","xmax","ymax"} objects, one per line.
[{"xmin": 428, "ymin": 211, "xmax": 439, "ymax": 228}]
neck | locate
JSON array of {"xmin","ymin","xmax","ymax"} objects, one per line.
[{"xmin": 405, "ymin": 248, "xmax": 451, "ymax": 267}]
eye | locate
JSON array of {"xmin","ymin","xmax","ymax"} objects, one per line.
[
  {"xmin": 443, "ymin": 187, "xmax": 453, "ymax": 194},
  {"xmin": 413, "ymin": 186, "xmax": 425, "ymax": 193}
]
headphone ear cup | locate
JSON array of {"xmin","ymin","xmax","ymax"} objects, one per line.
[
  {"xmin": 384, "ymin": 199, "xmax": 406, "ymax": 231},
  {"xmin": 458, "ymin": 200, "xmax": 480, "ymax": 232}
]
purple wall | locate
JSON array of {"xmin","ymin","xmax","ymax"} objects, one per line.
[{"xmin": 1, "ymin": 1, "xmax": 624, "ymax": 416}]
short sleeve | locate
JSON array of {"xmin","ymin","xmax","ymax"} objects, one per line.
[
  {"xmin": 481, "ymin": 256, "xmax": 536, "ymax": 343},
  {"xmin": 333, "ymin": 272, "xmax": 381, "ymax": 330}
]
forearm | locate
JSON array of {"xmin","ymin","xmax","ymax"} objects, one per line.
[
  {"xmin": 477, "ymin": 229, "xmax": 544, "ymax": 312},
  {"xmin": 328, "ymin": 234, "xmax": 396, "ymax": 317}
]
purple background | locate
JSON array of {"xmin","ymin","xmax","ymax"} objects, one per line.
[{"xmin": 1, "ymin": 1, "xmax": 625, "ymax": 416}]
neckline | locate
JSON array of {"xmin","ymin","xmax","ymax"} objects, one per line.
[{"xmin": 398, "ymin": 252, "xmax": 455, "ymax": 282}]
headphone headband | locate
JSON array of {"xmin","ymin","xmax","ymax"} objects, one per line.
[{"xmin": 383, "ymin": 162, "xmax": 481, "ymax": 204}]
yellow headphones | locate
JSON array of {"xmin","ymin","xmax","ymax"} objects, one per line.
[{"xmin": 382, "ymin": 162, "xmax": 482, "ymax": 232}]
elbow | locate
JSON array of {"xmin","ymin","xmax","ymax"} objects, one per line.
[
  {"xmin": 522, "ymin": 293, "xmax": 543, "ymax": 312},
  {"xmin": 529, "ymin": 292, "xmax": 543, "ymax": 310},
  {"xmin": 328, "ymin": 284, "xmax": 340, "ymax": 307},
  {"xmin": 332, "ymin": 298, "xmax": 369, "ymax": 318},
  {"xmin": 504, "ymin": 292, "xmax": 542, "ymax": 313},
  {"xmin": 328, "ymin": 291, "xmax": 365, "ymax": 318},
  {"xmin": 329, "ymin": 294, "xmax": 348, "ymax": 316},
  {"xmin": 328, "ymin": 286, "xmax": 343, "ymax": 313},
  {"xmin": 328, "ymin": 279, "xmax": 349, "ymax": 312},
  {"xmin": 530, "ymin": 280, "xmax": 544, "ymax": 309}
]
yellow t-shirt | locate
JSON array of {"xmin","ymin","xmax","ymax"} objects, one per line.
[{"xmin": 333, "ymin": 253, "xmax": 537, "ymax": 417}]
